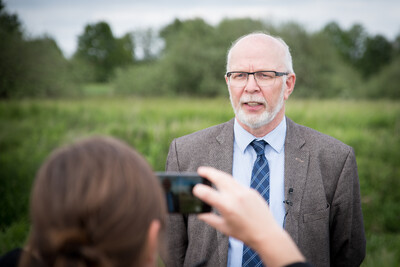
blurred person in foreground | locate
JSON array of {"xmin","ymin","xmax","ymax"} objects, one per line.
[
  {"xmin": 1, "ymin": 137, "xmax": 167, "ymax": 267},
  {"xmin": 0, "ymin": 136, "xmax": 311, "ymax": 267},
  {"xmin": 164, "ymin": 32, "xmax": 366, "ymax": 267}
]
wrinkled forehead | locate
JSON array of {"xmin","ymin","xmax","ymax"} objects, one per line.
[{"xmin": 227, "ymin": 35, "xmax": 286, "ymax": 71}]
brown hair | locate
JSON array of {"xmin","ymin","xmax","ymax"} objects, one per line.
[{"xmin": 20, "ymin": 136, "xmax": 166, "ymax": 267}]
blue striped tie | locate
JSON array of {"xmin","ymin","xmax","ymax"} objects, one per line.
[{"xmin": 242, "ymin": 140, "xmax": 269, "ymax": 267}]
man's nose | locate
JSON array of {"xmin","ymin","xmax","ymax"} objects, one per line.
[{"xmin": 245, "ymin": 74, "xmax": 260, "ymax": 93}]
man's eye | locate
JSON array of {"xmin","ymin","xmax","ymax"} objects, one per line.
[
  {"xmin": 258, "ymin": 72, "xmax": 273, "ymax": 79},
  {"xmin": 232, "ymin": 73, "xmax": 246, "ymax": 79}
]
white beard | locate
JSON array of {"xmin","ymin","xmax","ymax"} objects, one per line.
[{"xmin": 230, "ymin": 85, "xmax": 285, "ymax": 129}]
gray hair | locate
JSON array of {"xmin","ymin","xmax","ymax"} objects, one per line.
[{"xmin": 226, "ymin": 32, "xmax": 294, "ymax": 74}]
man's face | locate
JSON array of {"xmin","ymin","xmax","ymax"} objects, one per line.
[{"xmin": 226, "ymin": 36, "xmax": 293, "ymax": 132}]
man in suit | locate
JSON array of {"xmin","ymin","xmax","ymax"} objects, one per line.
[{"xmin": 163, "ymin": 33, "xmax": 366, "ymax": 267}]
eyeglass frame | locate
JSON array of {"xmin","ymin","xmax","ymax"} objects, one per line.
[{"xmin": 226, "ymin": 70, "xmax": 290, "ymax": 87}]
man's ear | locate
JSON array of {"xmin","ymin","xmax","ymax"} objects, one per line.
[
  {"xmin": 284, "ymin": 74, "xmax": 296, "ymax": 100},
  {"xmin": 143, "ymin": 220, "xmax": 161, "ymax": 267}
]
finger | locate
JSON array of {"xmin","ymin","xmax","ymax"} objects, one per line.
[
  {"xmin": 197, "ymin": 166, "xmax": 237, "ymax": 191},
  {"xmin": 193, "ymin": 184, "xmax": 226, "ymax": 211}
]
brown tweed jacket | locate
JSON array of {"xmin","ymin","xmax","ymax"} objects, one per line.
[{"xmin": 163, "ymin": 117, "xmax": 366, "ymax": 267}]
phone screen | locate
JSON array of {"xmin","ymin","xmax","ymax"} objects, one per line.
[{"xmin": 156, "ymin": 172, "xmax": 212, "ymax": 214}]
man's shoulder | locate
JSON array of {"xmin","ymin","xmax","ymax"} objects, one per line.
[
  {"xmin": 287, "ymin": 118, "xmax": 352, "ymax": 152},
  {"xmin": 174, "ymin": 119, "xmax": 234, "ymax": 144}
]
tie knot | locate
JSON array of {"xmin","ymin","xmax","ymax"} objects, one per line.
[{"xmin": 250, "ymin": 140, "xmax": 267, "ymax": 156}]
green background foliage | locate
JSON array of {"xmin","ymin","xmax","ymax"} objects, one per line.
[
  {"xmin": 1, "ymin": 0, "xmax": 400, "ymax": 99},
  {"xmin": 74, "ymin": 21, "xmax": 134, "ymax": 82},
  {"xmin": 1, "ymin": 96, "xmax": 399, "ymax": 266},
  {"xmin": 1, "ymin": 0, "xmax": 400, "ymax": 265}
]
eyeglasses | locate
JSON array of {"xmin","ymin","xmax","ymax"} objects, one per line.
[{"xmin": 226, "ymin": 71, "xmax": 289, "ymax": 88}]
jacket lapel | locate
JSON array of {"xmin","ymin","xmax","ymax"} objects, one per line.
[{"xmin": 284, "ymin": 118, "xmax": 309, "ymax": 244}]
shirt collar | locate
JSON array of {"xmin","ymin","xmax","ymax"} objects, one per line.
[{"xmin": 234, "ymin": 116, "xmax": 287, "ymax": 154}]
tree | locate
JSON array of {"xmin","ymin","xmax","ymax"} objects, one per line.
[
  {"xmin": 0, "ymin": 0, "xmax": 23, "ymax": 98},
  {"xmin": 367, "ymin": 55, "xmax": 400, "ymax": 98},
  {"xmin": 159, "ymin": 18, "xmax": 226, "ymax": 96},
  {"xmin": 323, "ymin": 22, "xmax": 368, "ymax": 64},
  {"xmin": 132, "ymin": 28, "xmax": 163, "ymax": 61},
  {"xmin": 393, "ymin": 33, "xmax": 400, "ymax": 57},
  {"xmin": 0, "ymin": 1, "xmax": 76, "ymax": 98},
  {"xmin": 0, "ymin": 0, "xmax": 21, "ymax": 35},
  {"xmin": 322, "ymin": 22, "xmax": 395, "ymax": 79},
  {"xmin": 215, "ymin": 18, "xmax": 271, "ymax": 49},
  {"xmin": 75, "ymin": 21, "xmax": 134, "ymax": 82},
  {"xmin": 357, "ymin": 35, "xmax": 393, "ymax": 78},
  {"xmin": 280, "ymin": 22, "xmax": 362, "ymax": 98},
  {"xmin": 20, "ymin": 37, "xmax": 75, "ymax": 97}
]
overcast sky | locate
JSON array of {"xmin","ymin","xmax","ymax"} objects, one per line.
[{"xmin": 4, "ymin": 0, "xmax": 400, "ymax": 58}]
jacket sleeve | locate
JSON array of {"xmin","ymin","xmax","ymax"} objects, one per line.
[
  {"xmin": 329, "ymin": 148, "xmax": 366, "ymax": 266},
  {"xmin": 161, "ymin": 139, "xmax": 188, "ymax": 267}
]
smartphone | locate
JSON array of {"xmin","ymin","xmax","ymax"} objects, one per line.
[{"xmin": 156, "ymin": 172, "xmax": 212, "ymax": 214}]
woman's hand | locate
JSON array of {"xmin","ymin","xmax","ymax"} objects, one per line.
[{"xmin": 193, "ymin": 166, "xmax": 306, "ymax": 267}]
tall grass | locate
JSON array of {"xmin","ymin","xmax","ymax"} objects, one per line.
[{"xmin": 0, "ymin": 97, "xmax": 399, "ymax": 266}]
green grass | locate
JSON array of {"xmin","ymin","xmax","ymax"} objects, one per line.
[
  {"xmin": 0, "ymin": 97, "xmax": 399, "ymax": 266},
  {"xmin": 81, "ymin": 83, "xmax": 114, "ymax": 96}
]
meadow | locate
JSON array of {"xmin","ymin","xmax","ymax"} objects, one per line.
[{"xmin": 0, "ymin": 97, "xmax": 399, "ymax": 266}]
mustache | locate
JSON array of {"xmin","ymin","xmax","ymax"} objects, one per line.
[{"xmin": 239, "ymin": 96, "xmax": 267, "ymax": 105}]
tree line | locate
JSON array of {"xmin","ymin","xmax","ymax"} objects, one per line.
[{"xmin": 1, "ymin": 0, "xmax": 399, "ymax": 99}]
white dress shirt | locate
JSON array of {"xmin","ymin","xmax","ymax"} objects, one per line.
[{"xmin": 227, "ymin": 117, "xmax": 287, "ymax": 267}]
